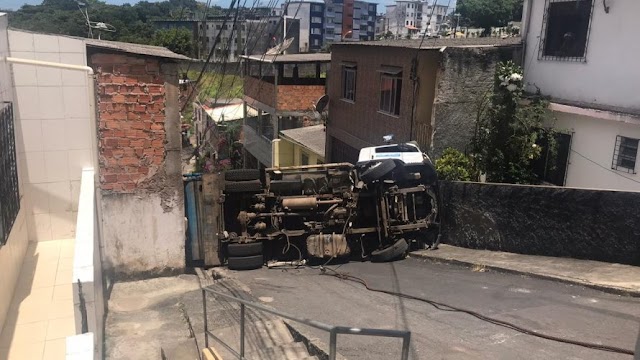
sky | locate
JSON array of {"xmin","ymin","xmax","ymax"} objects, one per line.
[{"xmin": 3, "ymin": 0, "xmax": 456, "ymax": 12}]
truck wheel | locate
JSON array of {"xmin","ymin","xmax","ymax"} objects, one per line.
[
  {"xmin": 360, "ymin": 160, "xmax": 396, "ymax": 184},
  {"xmin": 225, "ymin": 180, "xmax": 263, "ymax": 193},
  {"xmin": 228, "ymin": 255, "xmax": 264, "ymax": 270},
  {"xmin": 269, "ymin": 179, "xmax": 302, "ymax": 195},
  {"xmin": 227, "ymin": 242, "xmax": 263, "ymax": 257},
  {"xmin": 225, "ymin": 169, "xmax": 261, "ymax": 181},
  {"xmin": 370, "ymin": 238, "xmax": 409, "ymax": 262}
]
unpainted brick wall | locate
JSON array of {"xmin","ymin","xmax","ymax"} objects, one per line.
[
  {"xmin": 244, "ymin": 76, "xmax": 275, "ymax": 108},
  {"xmin": 92, "ymin": 53, "xmax": 166, "ymax": 192},
  {"xmin": 277, "ymin": 85, "xmax": 325, "ymax": 111}
]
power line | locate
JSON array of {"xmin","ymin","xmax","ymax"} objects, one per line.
[{"xmin": 570, "ymin": 149, "xmax": 640, "ymax": 185}]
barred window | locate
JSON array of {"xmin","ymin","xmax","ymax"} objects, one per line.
[
  {"xmin": 539, "ymin": 0, "xmax": 594, "ymax": 61},
  {"xmin": 341, "ymin": 64, "xmax": 356, "ymax": 102},
  {"xmin": 0, "ymin": 102, "xmax": 20, "ymax": 246},
  {"xmin": 379, "ymin": 68, "xmax": 402, "ymax": 116},
  {"xmin": 612, "ymin": 136, "xmax": 638, "ymax": 174}
]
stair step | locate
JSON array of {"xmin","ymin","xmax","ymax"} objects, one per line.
[{"xmin": 246, "ymin": 341, "xmax": 311, "ymax": 360}]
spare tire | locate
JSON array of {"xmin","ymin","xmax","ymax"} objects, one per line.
[
  {"xmin": 370, "ymin": 238, "xmax": 409, "ymax": 262},
  {"xmin": 269, "ymin": 179, "xmax": 303, "ymax": 195},
  {"xmin": 225, "ymin": 180, "xmax": 263, "ymax": 193},
  {"xmin": 225, "ymin": 169, "xmax": 261, "ymax": 182},
  {"xmin": 228, "ymin": 255, "xmax": 264, "ymax": 270},
  {"xmin": 360, "ymin": 160, "xmax": 396, "ymax": 184},
  {"xmin": 227, "ymin": 242, "xmax": 263, "ymax": 257}
]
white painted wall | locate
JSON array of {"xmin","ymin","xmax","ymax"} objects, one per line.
[
  {"xmin": 553, "ymin": 110, "xmax": 640, "ymax": 191},
  {"xmin": 0, "ymin": 12, "xmax": 29, "ymax": 339},
  {"xmin": 9, "ymin": 30, "xmax": 96, "ymax": 242},
  {"xmin": 523, "ymin": 0, "xmax": 640, "ymax": 113}
]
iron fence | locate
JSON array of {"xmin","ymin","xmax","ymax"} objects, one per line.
[
  {"xmin": 202, "ymin": 286, "xmax": 411, "ymax": 360},
  {"xmin": 0, "ymin": 102, "xmax": 20, "ymax": 246}
]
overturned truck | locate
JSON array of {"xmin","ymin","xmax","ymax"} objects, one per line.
[{"xmin": 218, "ymin": 142, "xmax": 439, "ymax": 270}]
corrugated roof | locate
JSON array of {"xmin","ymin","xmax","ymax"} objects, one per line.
[
  {"xmin": 280, "ymin": 124, "xmax": 326, "ymax": 157},
  {"xmin": 85, "ymin": 38, "xmax": 191, "ymax": 60},
  {"xmin": 334, "ymin": 37, "xmax": 522, "ymax": 49},
  {"xmin": 241, "ymin": 53, "xmax": 331, "ymax": 63}
]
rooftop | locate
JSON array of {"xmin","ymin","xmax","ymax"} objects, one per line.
[
  {"xmin": 203, "ymin": 103, "xmax": 258, "ymax": 122},
  {"xmin": 280, "ymin": 124, "xmax": 326, "ymax": 156},
  {"xmin": 241, "ymin": 53, "xmax": 332, "ymax": 64},
  {"xmin": 85, "ymin": 38, "xmax": 191, "ymax": 60},
  {"xmin": 335, "ymin": 36, "xmax": 522, "ymax": 49}
]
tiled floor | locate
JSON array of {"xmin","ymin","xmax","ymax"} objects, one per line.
[{"xmin": 0, "ymin": 239, "xmax": 77, "ymax": 360}]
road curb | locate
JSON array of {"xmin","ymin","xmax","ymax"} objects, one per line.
[
  {"xmin": 408, "ymin": 252, "xmax": 640, "ymax": 298},
  {"xmin": 284, "ymin": 321, "xmax": 348, "ymax": 360}
]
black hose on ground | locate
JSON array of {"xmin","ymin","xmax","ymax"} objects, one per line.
[{"xmin": 319, "ymin": 268, "xmax": 635, "ymax": 356}]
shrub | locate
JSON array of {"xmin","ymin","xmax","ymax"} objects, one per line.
[{"xmin": 435, "ymin": 148, "xmax": 474, "ymax": 181}]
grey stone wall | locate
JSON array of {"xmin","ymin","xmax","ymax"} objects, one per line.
[
  {"xmin": 431, "ymin": 46, "xmax": 520, "ymax": 157},
  {"xmin": 440, "ymin": 181, "xmax": 640, "ymax": 266}
]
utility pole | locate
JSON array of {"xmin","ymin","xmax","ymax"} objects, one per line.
[{"xmin": 453, "ymin": 13, "xmax": 460, "ymax": 38}]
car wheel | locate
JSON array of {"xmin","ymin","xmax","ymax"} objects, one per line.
[
  {"xmin": 227, "ymin": 242, "xmax": 263, "ymax": 257},
  {"xmin": 370, "ymin": 238, "xmax": 409, "ymax": 262},
  {"xmin": 228, "ymin": 255, "xmax": 264, "ymax": 270},
  {"xmin": 360, "ymin": 159, "xmax": 396, "ymax": 184},
  {"xmin": 224, "ymin": 180, "xmax": 263, "ymax": 193}
]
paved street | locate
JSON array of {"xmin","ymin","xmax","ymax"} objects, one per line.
[{"xmin": 224, "ymin": 257, "xmax": 640, "ymax": 360}]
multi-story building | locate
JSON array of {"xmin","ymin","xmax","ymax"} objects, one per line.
[
  {"xmin": 422, "ymin": 3, "xmax": 448, "ymax": 34},
  {"xmin": 284, "ymin": 1, "xmax": 326, "ymax": 52},
  {"xmin": 385, "ymin": 0, "xmax": 423, "ymax": 38},
  {"xmin": 522, "ymin": 0, "xmax": 640, "ymax": 191}
]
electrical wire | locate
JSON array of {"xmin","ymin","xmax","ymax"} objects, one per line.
[
  {"xmin": 319, "ymin": 269, "xmax": 635, "ymax": 356},
  {"xmin": 570, "ymin": 149, "xmax": 640, "ymax": 185}
]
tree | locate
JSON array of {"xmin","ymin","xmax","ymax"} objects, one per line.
[
  {"xmin": 457, "ymin": 0, "xmax": 523, "ymax": 35},
  {"xmin": 470, "ymin": 61, "xmax": 556, "ymax": 184},
  {"xmin": 152, "ymin": 27, "xmax": 194, "ymax": 56}
]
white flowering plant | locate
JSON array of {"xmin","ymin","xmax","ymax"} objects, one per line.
[{"xmin": 470, "ymin": 61, "xmax": 557, "ymax": 184}]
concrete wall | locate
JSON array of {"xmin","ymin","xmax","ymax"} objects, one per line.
[
  {"xmin": 287, "ymin": 2, "xmax": 311, "ymax": 52},
  {"xmin": 522, "ymin": 0, "xmax": 640, "ymax": 113},
  {"xmin": 431, "ymin": 46, "xmax": 520, "ymax": 157},
  {"xmin": 0, "ymin": 14, "xmax": 29, "ymax": 336},
  {"xmin": 9, "ymin": 30, "xmax": 95, "ymax": 242},
  {"xmin": 551, "ymin": 107, "xmax": 640, "ymax": 191},
  {"xmin": 440, "ymin": 181, "xmax": 640, "ymax": 266},
  {"xmin": 90, "ymin": 51, "xmax": 185, "ymax": 279}
]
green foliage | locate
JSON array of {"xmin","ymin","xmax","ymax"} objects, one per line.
[
  {"xmin": 152, "ymin": 28, "xmax": 194, "ymax": 56},
  {"xmin": 189, "ymin": 70, "xmax": 243, "ymax": 102},
  {"xmin": 7, "ymin": 0, "xmax": 218, "ymax": 55},
  {"xmin": 457, "ymin": 0, "xmax": 523, "ymax": 33},
  {"xmin": 470, "ymin": 61, "xmax": 556, "ymax": 184},
  {"xmin": 435, "ymin": 148, "xmax": 474, "ymax": 181}
]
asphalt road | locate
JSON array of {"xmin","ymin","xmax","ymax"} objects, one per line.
[{"xmin": 226, "ymin": 257, "xmax": 640, "ymax": 360}]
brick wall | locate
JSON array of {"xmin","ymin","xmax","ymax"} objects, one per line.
[
  {"xmin": 92, "ymin": 52, "xmax": 166, "ymax": 192},
  {"xmin": 244, "ymin": 76, "xmax": 275, "ymax": 109},
  {"xmin": 277, "ymin": 85, "xmax": 325, "ymax": 112}
]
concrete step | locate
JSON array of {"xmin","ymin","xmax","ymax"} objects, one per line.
[{"xmin": 245, "ymin": 341, "xmax": 311, "ymax": 360}]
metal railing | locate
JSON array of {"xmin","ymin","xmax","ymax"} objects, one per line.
[
  {"xmin": 0, "ymin": 102, "xmax": 19, "ymax": 246},
  {"xmin": 202, "ymin": 286, "xmax": 411, "ymax": 360}
]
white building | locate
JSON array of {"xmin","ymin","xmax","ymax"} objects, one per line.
[
  {"xmin": 385, "ymin": 1, "xmax": 449, "ymax": 38},
  {"xmin": 522, "ymin": 0, "xmax": 640, "ymax": 191},
  {"xmin": 422, "ymin": 3, "xmax": 448, "ymax": 34}
]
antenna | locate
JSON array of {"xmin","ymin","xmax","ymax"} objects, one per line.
[{"xmin": 76, "ymin": 0, "xmax": 116, "ymax": 39}]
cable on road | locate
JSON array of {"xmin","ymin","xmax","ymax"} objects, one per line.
[{"xmin": 319, "ymin": 268, "xmax": 635, "ymax": 356}]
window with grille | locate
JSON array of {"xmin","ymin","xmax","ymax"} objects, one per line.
[
  {"xmin": 379, "ymin": 69, "xmax": 402, "ymax": 116},
  {"xmin": 0, "ymin": 102, "xmax": 20, "ymax": 246},
  {"xmin": 539, "ymin": 0, "xmax": 594, "ymax": 61},
  {"xmin": 612, "ymin": 136, "xmax": 638, "ymax": 173},
  {"xmin": 341, "ymin": 65, "xmax": 356, "ymax": 102}
]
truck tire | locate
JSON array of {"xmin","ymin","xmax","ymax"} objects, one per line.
[
  {"xmin": 360, "ymin": 160, "xmax": 396, "ymax": 184},
  {"xmin": 269, "ymin": 179, "xmax": 302, "ymax": 195},
  {"xmin": 228, "ymin": 255, "xmax": 264, "ymax": 270},
  {"xmin": 225, "ymin": 169, "xmax": 261, "ymax": 182},
  {"xmin": 225, "ymin": 180, "xmax": 263, "ymax": 193},
  {"xmin": 227, "ymin": 242, "xmax": 263, "ymax": 257},
  {"xmin": 370, "ymin": 238, "xmax": 409, "ymax": 262}
]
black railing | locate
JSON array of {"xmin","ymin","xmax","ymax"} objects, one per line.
[{"xmin": 0, "ymin": 102, "xmax": 20, "ymax": 246}]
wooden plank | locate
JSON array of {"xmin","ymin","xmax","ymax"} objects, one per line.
[{"xmin": 202, "ymin": 173, "xmax": 223, "ymax": 267}]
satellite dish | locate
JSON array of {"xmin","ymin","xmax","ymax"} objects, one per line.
[
  {"xmin": 314, "ymin": 94, "xmax": 328, "ymax": 113},
  {"xmin": 265, "ymin": 37, "xmax": 294, "ymax": 55}
]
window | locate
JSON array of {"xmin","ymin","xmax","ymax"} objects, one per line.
[
  {"xmin": 301, "ymin": 152, "xmax": 309, "ymax": 165},
  {"xmin": 216, "ymin": 25, "xmax": 222, "ymax": 30},
  {"xmin": 539, "ymin": 0, "xmax": 594, "ymax": 61},
  {"xmin": 312, "ymin": 16, "xmax": 322, "ymax": 23},
  {"xmin": 312, "ymin": 4, "xmax": 323, "ymax": 12},
  {"xmin": 406, "ymin": 20, "xmax": 409, "ymax": 25},
  {"xmin": 341, "ymin": 64, "xmax": 356, "ymax": 102},
  {"xmin": 311, "ymin": 28, "xmax": 322, "ymax": 35},
  {"xmin": 0, "ymin": 102, "xmax": 20, "ymax": 246},
  {"xmin": 312, "ymin": 39, "xmax": 320, "ymax": 46},
  {"xmin": 612, "ymin": 136, "xmax": 639, "ymax": 173},
  {"xmin": 379, "ymin": 69, "xmax": 402, "ymax": 116}
]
